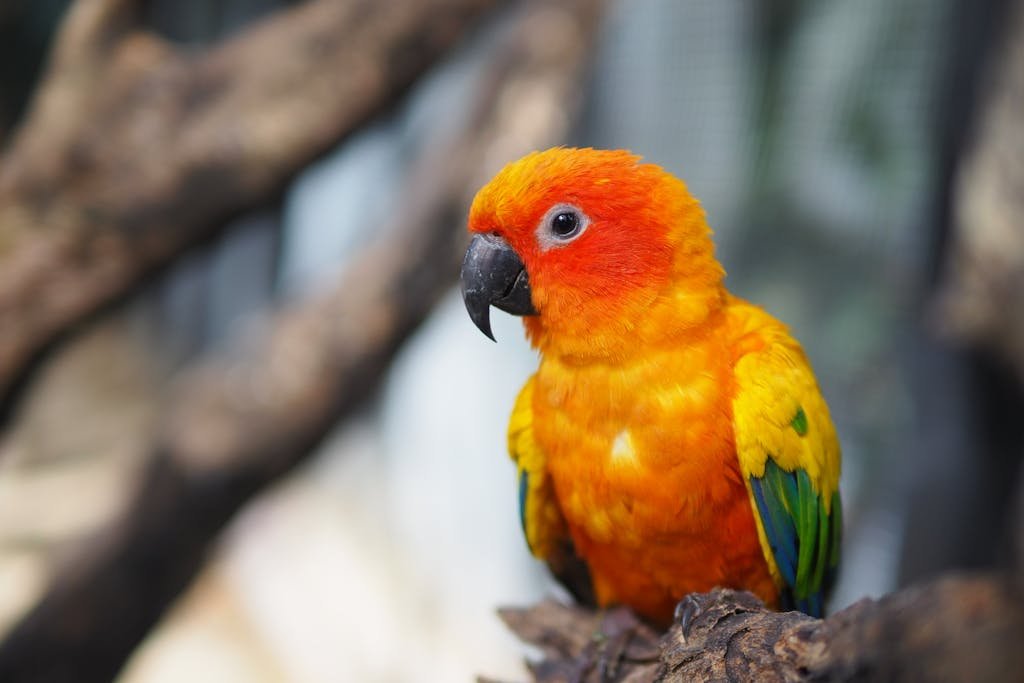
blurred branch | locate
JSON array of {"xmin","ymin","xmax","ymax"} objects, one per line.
[
  {"xmin": 0, "ymin": 0, "xmax": 605, "ymax": 681},
  {"xmin": 0, "ymin": 1, "xmax": 31, "ymax": 31},
  {"xmin": 937, "ymin": 0, "xmax": 1024, "ymax": 380},
  {"xmin": 500, "ymin": 575, "xmax": 1024, "ymax": 683},
  {"xmin": 0, "ymin": 0, "xmax": 505, "ymax": 418}
]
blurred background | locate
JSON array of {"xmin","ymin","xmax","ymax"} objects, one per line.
[{"xmin": 0, "ymin": 0, "xmax": 1022, "ymax": 681}]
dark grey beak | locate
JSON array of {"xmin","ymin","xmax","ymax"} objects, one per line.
[{"xmin": 460, "ymin": 234, "xmax": 537, "ymax": 341}]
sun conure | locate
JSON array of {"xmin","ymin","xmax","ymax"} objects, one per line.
[{"xmin": 460, "ymin": 147, "xmax": 842, "ymax": 625}]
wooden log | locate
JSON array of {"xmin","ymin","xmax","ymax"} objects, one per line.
[
  {"xmin": 0, "ymin": 0, "xmax": 505, "ymax": 416},
  {"xmin": 501, "ymin": 574, "xmax": 1024, "ymax": 682}
]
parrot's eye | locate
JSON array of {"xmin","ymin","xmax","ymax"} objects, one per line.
[
  {"xmin": 538, "ymin": 203, "xmax": 589, "ymax": 249},
  {"xmin": 551, "ymin": 211, "xmax": 580, "ymax": 238}
]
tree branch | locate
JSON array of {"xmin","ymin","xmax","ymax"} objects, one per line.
[
  {"xmin": 0, "ymin": 0, "xmax": 505, "ymax": 416},
  {"xmin": 501, "ymin": 574, "xmax": 1024, "ymax": 682},
  {"xmin": 937, "ymin": 0, "xmax": 1024, "ymax": 379},
  {"xmin": 0, "ymin": 1, "xmax": 605, "ymax": 681}
]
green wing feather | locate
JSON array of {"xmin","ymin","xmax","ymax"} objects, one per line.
[{"xmin": 750, "ymin": 457, "xmax": 841, "ymax": 615}]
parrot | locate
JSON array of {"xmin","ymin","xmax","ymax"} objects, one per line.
[{"xmin": 460, "ymin": 147, "xmax": 841, "ymax": 625}]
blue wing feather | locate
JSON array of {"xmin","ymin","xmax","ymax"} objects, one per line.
[
  {"xmin": 517, "ymin": 468, "xmax": 530, "ymax": 549},
  {"xmin": 750, "ymin": 459, "xmax": 840, "ymax": 618},
  {"xmin": 750, "ymin": 476, "xmax": 798, "ymax": 587}
]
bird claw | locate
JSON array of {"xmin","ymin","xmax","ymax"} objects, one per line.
[{"xmin": 674, "ymin": 594, "xmax": 703, "ymax": 642}]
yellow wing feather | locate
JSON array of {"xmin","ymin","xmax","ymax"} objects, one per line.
[
  {"xmin": 730, "ymin": 303, "xmax": 841, "ymax": 608},
  {"xmin": 732, "ymin": 317, "xmax": 840, "ymax": 503}
]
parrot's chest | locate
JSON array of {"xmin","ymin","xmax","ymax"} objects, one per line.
[
  {"xmin": 532, "ymin": 348, "xmax": 742, "ymax": 545},
  {"xmin": 531, "ymin": 349, "xmax": 772, "ymax": 620}
]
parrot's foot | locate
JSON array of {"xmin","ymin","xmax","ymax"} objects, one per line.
[
  {"xmin": 674, "ymin": 594, "xmax": 703, "ymax": 642},
  {"xmin": 568, "ymin": 607, "xmax": 657, "ymax": 683}
]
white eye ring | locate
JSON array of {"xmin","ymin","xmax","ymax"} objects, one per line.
[{"xmin": 536, "ymin": 203, "xmax": 590, "ymax": 250}]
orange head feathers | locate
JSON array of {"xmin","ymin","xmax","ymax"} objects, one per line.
[{"xmin": 464, "ymin": 147, "xmax": 724, "ymax": 360}]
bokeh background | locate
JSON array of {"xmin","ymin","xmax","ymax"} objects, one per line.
[{"xmin": 0, "ymin": 0, "xmax": 1021, "ymax": 681}]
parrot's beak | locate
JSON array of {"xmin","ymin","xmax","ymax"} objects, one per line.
[{"xmin": 460, "ymin": 233, "xmax": 537, "ymax": 341}]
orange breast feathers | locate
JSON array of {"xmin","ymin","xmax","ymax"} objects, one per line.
[{"xmin": 528, "ymin": 307, "xmax": 778, "ymax": 624}]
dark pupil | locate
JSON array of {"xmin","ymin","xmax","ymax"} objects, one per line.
[{"xmin": 551, "ymin": 212, "xmax": 579, "ymax": 237}]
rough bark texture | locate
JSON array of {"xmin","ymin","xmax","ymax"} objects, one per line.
[
  {"xmin": 500, "ymin": 574, "xmax": 1024, "ymax": 683},
  {"xmin": 0, "ymin": 0, "xmax": 605, "ymax": 681},
  {"xmin": 0, "ymin": 0, "xmax": 504, "ymax": 418}
]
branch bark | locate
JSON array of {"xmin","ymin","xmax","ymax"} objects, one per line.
[
  {"xmin": 500, "ymin": 574, "xmax": 1024, "ymax": 683},
  {"xmin": 0, "ymin": 1, "xmax": 605, "ymax": 681},
  {"xmin": 0, "ymin": 0, "xmax": 504, "ymax": 416},
  {"xmin": 937, "ymin": 0, "xmax": 1024, "ymax": 379}
]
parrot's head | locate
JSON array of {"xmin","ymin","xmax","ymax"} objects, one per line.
[{"xmin": 461, "ymin": 147, "xmax": 724, "ymax": 360}]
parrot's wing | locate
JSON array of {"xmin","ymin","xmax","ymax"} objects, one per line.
[
  {"xmin": 732, "ymin": 327, "xmax": 842, "ymax": 617},
  {"xmin": 509, "ymin": 376, "xmax": 595, "ymax": 605}
]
